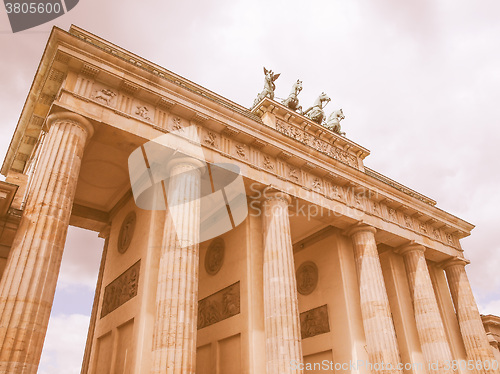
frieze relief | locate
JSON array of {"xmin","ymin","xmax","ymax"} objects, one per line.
[
  {"xmin": 300, "ymin": 305, "xmax": 330, "ymax": 339},
  {"xmin": 101, "ymin": 260, "xmax": 140, "ymax": 318},
  {"xmin": 366, "ymin": 201, "xmax": 459, "ymax": 250},
  {"xmin": 275, "ymin": 120, "xmax": 358, "ymax": 169},
  {"xmin": 198, "ymin": 282, "xmax": 240, "ymax": 330},
  {"xmin": 262, "ymin": 155, "xmax": 274, "ymax": 171},
  {"xmin": 135, "ymin": 105, "xmax": 151, "ymax": 121},
  {"xmin": 235, "ymin": 144, "xmax": 246, "ymax": 159},
  {"xmin": 171, "ymin": 116, "xmax": 184, "ymax": 132},
  {"xmin": 204, "ymin": 131, "xmax": 217, "ymax": 148},
  {"xmin": 288, "ymin": 166, "xmax": 300, "ymax": 183}
]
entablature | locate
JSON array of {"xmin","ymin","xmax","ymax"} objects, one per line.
[{"xmin": 2, "ymin": 25, "xmax": 474, "ymax": 259}]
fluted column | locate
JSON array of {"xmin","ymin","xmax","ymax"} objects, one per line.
[
  {"xmin": 0, "ymin": 112, "xmax": 93, "ymax": 374},
  {"xmin": 262, "ymin": 191, "xmax": 303, "ymax": 374},
  {"xmin": 348, "ymin": 225, "xmax": 402, "ymax": 374},
  {"xmin": 150, "ymin": 157, "xmax": 203, "ymax": 374},
  {"xmin": 443, "ymin": 258, "xmax": 500, "ymax": 374},
  {"xmin": 398, "ymin": 244, "xmax": 453, "ymax": 372}
]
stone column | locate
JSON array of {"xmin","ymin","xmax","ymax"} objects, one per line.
[
  {"xmin": 398, "ymin": 244, "xmax": 453, "ymax": 372},
  {"xmin": 0, "ymin": 112, "xmax": 93, "ymax": 374},
  {"xmin": 348, "ymin": 225, "xmax": 402, "ymax": 374},
  {"xmin": 150, "ymin": 157, "xmax": 203, "ymax": 374},
  {"xmin": 262, "ymin": 191, "xmax": 303, "ymax": 374},
  {"xmin": 443, "ymin": 258, "xmax": 500, "ymax": 374}
]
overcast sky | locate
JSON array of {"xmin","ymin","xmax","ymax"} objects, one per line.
[{"xmin": 1, "ymin": 1, "xmax": 499, "ymax": 372}]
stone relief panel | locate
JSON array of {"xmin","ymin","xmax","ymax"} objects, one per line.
[
  {"xmin": 311, "ymin": 177, "xmax": 322, "ymax": 193},
  {"xmin": 288, "ymin": 166, "xmax": 300, "ymax": 183},
  {"xmin": 92, "ymin": 85, "xmax": 117, "ymax": 107},
  {"xmin": 118, "ymin": 211, "xmax": 136, "ymax": 254},
  {"xmin": 327, "ymin": 182, "xmax": 344, "ymax": 201},
  {"xmin": 296, "ymin": 261, "xmax": 319, "ymax": 295},
  {"xmin": 262, "ymin": 155, "xmax": 275, "ymax": 171},
  {"xmin": 300, "ymin": 305, "xmax": 330, "ymax": 339},
  {"xmin": 101, "ymin": 260, "xmax": 141, "ymax": 318},
  {"xmin": 135, "ymin": 105, "xmax": 152, "ymax": 121},
  {"xmin": 275, "ymin": 120, "xmax": 358, "ymax": 169},
  {"xmin": 205, "ymin": 237, "xmax": 225, "ymax": 276},
  {"xmin": 198, "ymin": 282, "xmax": 240, "ymax": 330},
  {"xmin": 204, "ymin": 130, "xmax": 218, "ymax": 148},
  {"xmin": 234, "ymin": 143, "xmax": 247, "ymax": 160},
  {"xmin": 404, "ymin": 214, "xmax": 413, "ymax": 229},
  {"xmin": 170, "ymin": 116, "xmax": 184, "ymax": 132}
]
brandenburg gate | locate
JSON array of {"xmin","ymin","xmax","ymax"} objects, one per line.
[{"xmin": 0, "ymin": 25, "xmax": 498, "ymax": 374}]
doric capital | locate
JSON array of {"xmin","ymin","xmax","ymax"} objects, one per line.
[
  {"xmin": 395, "ymin": 242, "xmax": 426, "ymax": 256},
  {"xmin": 46, "ymin": 112, "xmax": 94, "ymax": 139},
  {"xmin": 440, "ymin": 256, "xmax": 470, "ymax": 270},
  {"xmin": 166, "ymin": 157, "xmax": 206, "ymax": 177},
  {"xmin": 347, "ymin": 223, "xmax": 376, "ymax": 237},
  {"xmin": 262, "ymin": 188, "xmax": 291, "ymax": 205}
]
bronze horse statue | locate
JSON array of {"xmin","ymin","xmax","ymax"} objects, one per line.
[
  {"xmin": 325, "ymin": 109, "xmax": 345, "ymax": 136},
  {"xmin": 303, "ymin": 92, "xmax": 331, "ymax": 124},
  {"xmin": 252, "ymin": 67, "xmax": 280, "ymax": 108},
  {"xmin": 282, "ymin": 79, "xmax": 303, "ymax": 113}
]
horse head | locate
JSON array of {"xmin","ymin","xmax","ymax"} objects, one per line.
[{"xmin": 314, "ymin": 92, "xmax": 331, "ymax": 108}]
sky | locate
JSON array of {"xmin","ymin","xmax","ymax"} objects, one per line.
[{"xmin": 1, "ymin": 0, "xmax": 500, "ymax": 372}]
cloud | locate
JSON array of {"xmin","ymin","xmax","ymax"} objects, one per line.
[
  {"xmin": 58, "ymin": 227, "xmax": 104, "ymax": 290},
  {"xmin": 38, "ymin": 313, "xmax": 90, "ymax": 374}
]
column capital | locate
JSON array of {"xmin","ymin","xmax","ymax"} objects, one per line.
[
  {"xmin": 440, "ymin": 256, "xmax": 470, "ymax": 270},
  {"xmin": 166, "ymin": 156, "xmax": 206, "ymax": 177},
  {"xmin": 46, "ymin": 111, "xmax": 94, "ymax": 139},
  {"xmin": 347, "ymin": 222, "xmax": 376, "ymax": 237},
  {"xmin": 395, "ymin": 242, "xmax": 426, "ymax": 256},
  {"xmin": 262, "ymin": 188, "xmax": 291, "ymax": 205}
]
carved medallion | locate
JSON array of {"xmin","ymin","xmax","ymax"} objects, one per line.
[
  {"xmin": 205, "ymin": 238, "xmax": 225, "ymax": 275},
  {"xmin": 118, "ymin": 211, "xmax": 136, "ymax": 254},
  {"xmin": 296, "ymin": 261, "xmax": 319, "ymax": 295},
  {"xmin": 300, "ymin": 305, "xmax": 330, "ymax": 339}
]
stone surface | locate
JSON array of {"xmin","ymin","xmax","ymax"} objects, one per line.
[
  {"xmin": 348, "ymin": 225, "xmax": 402, "ymax": 374},
  {"xmin": 443, "ymin": 258, "xmax": 500, "ymax": 374},
  {"xmin": 398, "ymin": 244, "xmax": 454, "ymax": 373},
  {"xmin": 0, "ymin": 26, "xmax": 497, "ymax": 374},
  {"xmin": 300, "ymin": 305, "xmax": 330, "ymax": 339},
  {"xmin": 262, "ymin": 191, "xmax": 303, "ymax": 374},
  {"xmin": 150, "ymin": 158, "xmax": 203, "ymax": 374},
  {"xmin": 100, "ymin": 260, "xmax": 140, "ymax": 318},
  {"xmin": 197, "ymin": 282, "xmax": 240, "ymax": 330}
]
